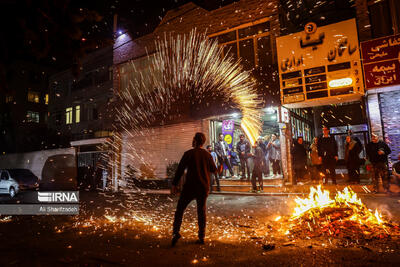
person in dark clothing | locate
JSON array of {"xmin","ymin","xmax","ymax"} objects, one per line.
[
  {"xmin": 345, "ymin": 135, "xmax": 363, "ymax": 184},
  {"xmin": 236, "ymin": 134, "xmax": 251, "ymax": 180},
  {"xmin": 291, "ymin": 136, "xmax": 308, "ymax": 185},
  {"xmin": 366, "ymin": 134, "xmax": 392, "ymax": 193},
  {"xmin": 171, "ymin": 132, "xmax": 218, "ymax": 247},
  {"xmin": 257, "ymin": 136, "xmax": 268, "ymax": 178},
  {"xmin": 317, "ymin": 126, "xmax": 338, "ymax": 185},
  {"xmin": 214, "ymin": 133, "xmax": 235, "ymax": 178},
  {"xmin": 251, "ymin": 139, "xmax": 264, "ymax": 192}
]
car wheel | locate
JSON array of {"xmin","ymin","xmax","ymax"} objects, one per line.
[{"xmin": 9, "ymin": 187, "xmax": 16, "ymax": 198}]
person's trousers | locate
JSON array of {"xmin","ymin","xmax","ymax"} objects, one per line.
[
  {"xmin": 372, "ymin": 162, "xmax": 389, "ymax": 191},
  {"xmin": 210, "ymin": 173, "xmax": 220, "ymax": 191},
  {"xmin": 270, "ymin": 159, "xmax": 281, "ymax": 175},
  {"xmin": 252, "ymin": 167, "xmax": 263, "ymax": 190},
  {"xmin": 263, "ymin": 158, "xmax": 270, "ymax": 176},
  {"xmin": 172, "ymin": 191, "xmax": 207, "ymax": 239},
  {"xmin": 310, "ymin": 165, "xmax": 322, "ymax": 181},
  {"xmin": 219, "ymin": 156, "xmax": 234, "ymax": 177},
  {"xmin": 239, "ymin": 156, "xmax": 250, "ymax": 179},
  {"xmin": 347, "ymin": 166, "xmax": 360, "ymax": 183},
  {"xmin": 322, "ymin": 160, "xmax": 336, "ymax": 184},
  {"xmin": 294, "ymin": 166, "xmax": 307, "ymax": 184}
]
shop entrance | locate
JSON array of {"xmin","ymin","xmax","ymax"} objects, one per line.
[{"xmin": 208, "ymin": 108, "xmax": 284, "ymax": 192}]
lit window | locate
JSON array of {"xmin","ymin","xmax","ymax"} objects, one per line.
[
  {"xmin": 28, "ymin": 91, "xmax": 40, "ymax": 103},
  {"xmin": 26, "ymin": 111, "xmax": 39, "ymax": 123},
  {"xmin": 75, "ymin": 105, "xmax": 80, "ymax": 123},
  {"xmin": 66, "ymin": 107, "xmax": 73, "ymax": 124},
  {"xmin": 5, "ymin": 95, "xmax": 13, "ymax": 103},
  {"xmin": 45, "ymin": 94, "xmax": 49, "ymax": 105}
]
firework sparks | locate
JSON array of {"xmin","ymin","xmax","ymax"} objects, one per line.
[{"xmin": 105, "ymin": 29, "xmax": 262, "ymax": 184}]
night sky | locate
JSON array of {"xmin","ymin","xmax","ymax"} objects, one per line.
[{"xmin": 0, "ymin": 0, "xmax": 238, "ymax": 78}]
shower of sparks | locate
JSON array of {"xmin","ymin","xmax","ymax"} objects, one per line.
[{"xmin": 104, "ymin": 29, "xmax": 262, "ymax": 183}]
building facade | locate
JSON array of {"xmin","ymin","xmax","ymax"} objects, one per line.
[
  {"xmin": 0, "ymin": 61, "xmax": 49, "ymax": 153},
  {"xmin": 48, "ymin": 46, "xmax": 114, "ymax": 168}
]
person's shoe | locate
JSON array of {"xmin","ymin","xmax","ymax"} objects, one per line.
[
  {"xmin": 171, "ymin": 233, "xmax": 181, "ymax": 247},
  {"xmin": 195, "ymin": 238, "xmax": 205, "ymax": 245}
]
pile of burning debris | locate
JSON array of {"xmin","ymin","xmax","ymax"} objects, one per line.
[{"xmin": 280, "ymin": 186, "xmax": 400, "ymax": 244}]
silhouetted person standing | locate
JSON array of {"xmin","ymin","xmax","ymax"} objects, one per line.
[
  {"xmin": 291, "ymin": 136, "xmax": 308, "ymax": 185},
  {"xmin": 236, "ymin": 134, "xmax": 251, "ymax": 180},
  {"xmin": 345, "ymin": 135, "xmax": 362, "ymax": 184},
  {"xmin": 251, "ymin": 139, "xmax": 264, "ymax": 192},
  {"xmin": 366, "ymin": 133, "xmax": 391, "ymax": 193},
  {"xmin": 171, "ymin": 132, "xmax": 217, "ymax": 247},
  {"xmin": 317, "ymin": 126, "xmax": 338, "ymax": 184}
]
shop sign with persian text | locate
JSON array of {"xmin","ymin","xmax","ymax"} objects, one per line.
[{"xmin": 361, "ymin": 34, "xmax": 400, "ymax": 89}]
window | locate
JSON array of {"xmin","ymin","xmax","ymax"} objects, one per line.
[
  {"xmin": 26, "ymin": 111, "xmax": 39, "ymax": 123},
  {"xmin": 44, "ymin": 94, "xmax": 49, "ymax": 105},
  {"xmin": 368, "ymin": 0, "xmax": 393, "ymax": 38},
  {"xmin": 209, "ymin": 19, "xmax": 272, "ymax": 70},
  {"xmin": 75, "ymin": 105, "xmax": 80, "ymax": 123},
  {"xmin": 5, "ymin": 94, "xmax": 13, "ymax": 103},
  {"xmin": 66, "ymin": 107, "xmax": 73, "ymax": 124},
  {"xmin": 1, "ymin": 171, "xmax": 9, "ymax": 180},
  {"xmin": 27, "ymin": 91, "xmax": 40, "ymax": 103}
]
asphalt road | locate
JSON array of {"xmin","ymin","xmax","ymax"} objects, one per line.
[{"xmin": 0, "ymin": 191, "xmax": 400, "ymax": 266}]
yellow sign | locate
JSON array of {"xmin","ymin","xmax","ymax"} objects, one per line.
[{"xmin": 224, "ymin": 134, "xmax": 232, "ymax": 145}]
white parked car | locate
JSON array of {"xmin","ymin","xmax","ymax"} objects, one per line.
[{"xmin": 0, "ymin": 170, "xmax": 20, "ymax": 198}]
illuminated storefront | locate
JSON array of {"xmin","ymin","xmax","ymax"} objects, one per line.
[{"xmin": 276, "ymin": 19, "xmax": 369, "ymax": 170}]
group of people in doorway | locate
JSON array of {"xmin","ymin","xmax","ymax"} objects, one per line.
[
  {"xmin": 292, "ymin": 126, "xmax": 397, "ymax": 194},
  {"xmin": 207, "ymin": 133, "xmax": 282, "ymax": 192}
]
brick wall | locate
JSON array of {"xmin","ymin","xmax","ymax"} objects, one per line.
[
  {"xmin": 378, "ymin": 89, "xmax": 400, "ymax": 162},
  {"xmin": 121, "ymin": 120, "xmax": 210, "ymax": 178}
]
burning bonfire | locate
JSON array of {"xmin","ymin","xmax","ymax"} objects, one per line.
[{"xmin": 283, "ymin": 186, "xmax": 399, "ymax": 242}]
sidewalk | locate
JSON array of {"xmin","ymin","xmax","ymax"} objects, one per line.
[{"xmin": 121, "ymin": 183, "xmax": 400, "ymax": 196}]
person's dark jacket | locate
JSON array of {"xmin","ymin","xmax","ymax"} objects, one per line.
[
  {"xmin": 236, "ymin": 140, "xmax": 251, "ymax": 158},
  {"xmin": 253, "ymin": 145, "xmax": 264, "ymax": 172},
  {"xmin": 291, "ymin": 141, "xmax": 307, "ymax": 169},
  {"xmin": 259, "ymin": 142, "xmax": 267, "ymax": 156},
  {"xmin": 345, "ymin": 138, "xmax": 363, "ymax": 168},
  {"xmin": 366, "ymin": 140, "xmax": 391, "ymax": 164},
  {"xmin": 173, "ymin": 147, "xmax": 217, "ymax": 195},
  {"xmin": 215, "ymin": 140, "xmax": 230, "ymax": 158},
  {"xmin": 317, "ymin": 135, "xmax": 338, "ymax": 160}
]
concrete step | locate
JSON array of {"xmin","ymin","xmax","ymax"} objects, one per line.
[
  {"xmin": 212, "ymin": 183, "xmax": 376, "ymax": 194},
  {"xmin": 217, "ymin": 178, "xmax": 283, "ymax": 185}
]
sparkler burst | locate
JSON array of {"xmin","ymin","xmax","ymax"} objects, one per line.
[{"xmin": 106, "ymin": 29, "xmax": 262, "ymax": 181}]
